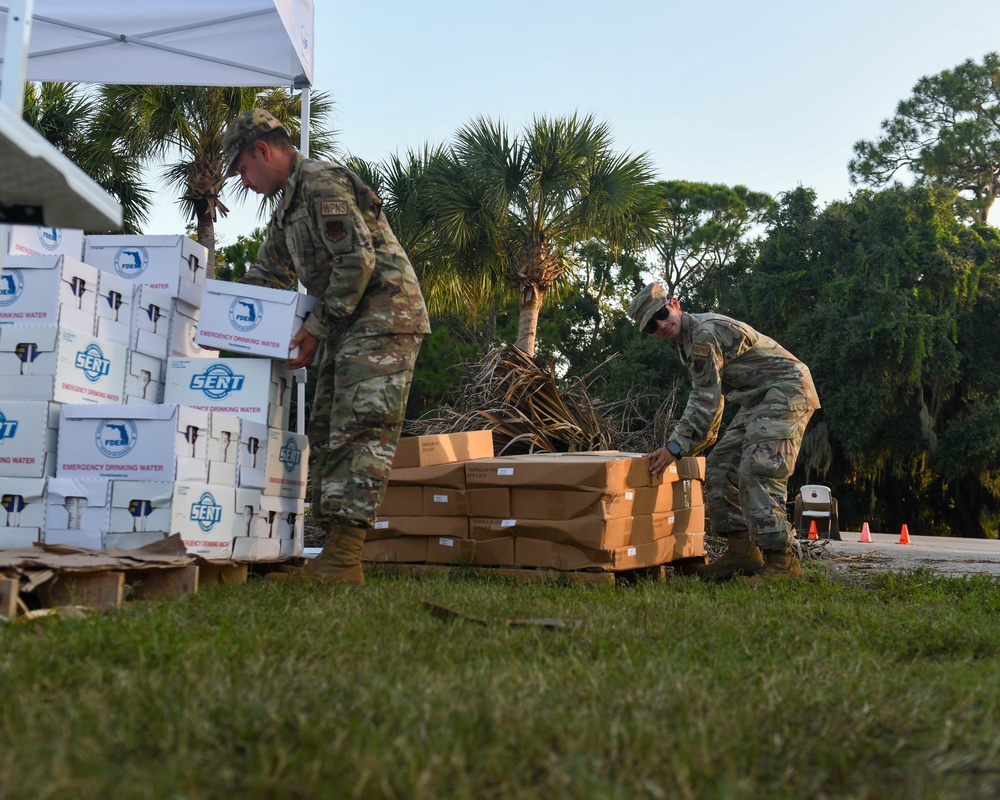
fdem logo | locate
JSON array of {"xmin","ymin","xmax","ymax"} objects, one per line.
[
  {"xmin": 0, "ymin": 409, "xmax": 18, "ymax": 440},
  {"xmin": 190, "ymin": 491, "xmax": 223, "ymax": 532},
  {"xmin": 279, "ymin": 437, "xmax": 301, "ymax": 473},
  {"xmin": 190, "ymin": 363, "xmax": 246, "ymax": 399},
  {"xmin": 228, "ymin": 296, "xmax": 264, "ymax": 332},
  {"xmin": 75, "ymin": 343, "xmax": 111, "ymax": 383},
  {"xmin": 37, "ymin": 227, "xmax": 61, "ymax": 251},
  {"xmin": 0, "ymin": 269, "xmax": 23, "ymax": 307},
  {"xmin": 114, "ymin": 246, "xmax": 148, "ymax": 279},
  {"xmin": 95, "ymin": 418, "xmax": 138, "ymax": 459}
]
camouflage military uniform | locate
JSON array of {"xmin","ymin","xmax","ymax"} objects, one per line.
[
  {"xmin": 667, "ymin": 313, "xmax": 820, "ymax": 550},
  {"xmin": 243, "ymin": 152, "xmax": 430, "ymax": 529}
]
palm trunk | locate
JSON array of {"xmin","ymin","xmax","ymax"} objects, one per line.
[
  {"xmin": 196, "ymin": 209, "xmax": 217, "ymax": 280},
  {"xmin": 515, "ymin": 285, "xmax": 543, "ymax": 356}
]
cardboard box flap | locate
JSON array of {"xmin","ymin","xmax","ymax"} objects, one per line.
[
  {"xmin": 60, "ymin": 403, "xmax": 179, "ymax": 422},
  {"xmin": 0, "ymin": 324, "xmax": 60, "ymax": 351},
  {"xmin": 2, "ymin": 254, "xmax": 63, "ymax": 270}
]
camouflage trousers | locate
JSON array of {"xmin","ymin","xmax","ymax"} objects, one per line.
[
  {"xmin": 704, "ymin": 402, "xmax": 814, "ymax": 551},
  {"xmin": 308, "ymin": 332, "xmax": 423, "ymax": 529}
]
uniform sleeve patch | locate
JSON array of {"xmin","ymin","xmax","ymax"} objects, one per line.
[
  {"xmin": 325, "ymin": 220, "xmax": 347, "ymax": 242},
  {"xmin": 692, "ymin": 343, "xmax": 712, "ymax": 358},
  {"xmin": 321, "ymin": 200, "xmax": 349, "ymax": 216}
]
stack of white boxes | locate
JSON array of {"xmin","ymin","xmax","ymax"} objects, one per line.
[{"xmin": 0, "ymin": 225, "xmax": 310, "ymax": 561}]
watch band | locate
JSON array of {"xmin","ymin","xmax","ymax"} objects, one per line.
[{"xmin": 666, "ymin": 441, "xmax": 682, "ymax": 457}]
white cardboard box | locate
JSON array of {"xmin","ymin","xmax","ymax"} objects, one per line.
[
  {"xmin": 206, "ymin": 412, "xmax": 241, "ymax": 486},
  {"xmin": 124, "ymin": 350, "xmax": 165, "ymax": 405},
  {"xmin": 0, "ymin": 476, "xmax": 46, "ymax": 544},
  {"xmin": 43, "ymin": 477, "xmax": 111, "ymax": 548},
  {"xmin": 195, "ymin": 280, "xmax": 317, "ymax": 360},
  {"xmin": 164, "ymin": 357, "xmax": 293, "ymax": 429},
  {"xmin": 236, "ymin": 419, "xmax": 268, "ymax": 489},
  {"xmin": 171, "ymin": 482, "xmax": 235, "ymax": 559},
  {"xmin": 95, "ymin": 270, "xmax": 137, "ymax": 348},
  {"xmin": 57, "ymin": 404, "xmax": 209, "ymax": 482},
  {"xmin": 130, "ymin": 285, "xmax": 174, "ymax": 359},
  {"xmin": 0, "ymin": 400, "xmax": 59, "ymax": 478},
  {"xmin": 83, "ymin": 234, "xmax": 207, "ymax": 307},
  {"xmin": 264, "ymin": 428, "xmax": 309, "ymax": 499},
  {"xmin": 7, "ymin": 226, "xmax": 84, "ymax": 259},
  {"xmin": 231, "ymin": 536, "xmax": 282, "ymax": 561},
  {"xmin": 0, "ymin": 254, "xmax": 99, "ymax": 333},
  {"xmin": 168, "ymin": 299, "xmax": 215, "ymax": 358},
  {"xmin": 108, "ymin": 480, "xmax": 174, "ymax": 534},
  {"xmin": 0, "ymin": 325, "xmax": 126, "ymax": 404},
  {"xmin": 237, "ymin": 489, "xmax": 303, "ymax": 556}
]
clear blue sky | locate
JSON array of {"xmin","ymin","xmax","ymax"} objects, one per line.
[{"xmin": 144, "ymin": 0, "xmax": 1000, "ymax": 242}]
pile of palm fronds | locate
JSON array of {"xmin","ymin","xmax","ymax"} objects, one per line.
[{"xmin": 407, "ymin": 343, "xmax": 679, "ymax": 456}]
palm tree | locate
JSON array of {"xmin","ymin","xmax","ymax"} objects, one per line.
[
  {"xmin": 426, "ymin": 114, "xmax": 660, "ymax": 357},
  {"xmin": 92, "ymin": 85, "xmax": 337, "ymax": 271},
  {"xmin": 21, "ymin": 82, "xmax": 152, "ymax": 233}
]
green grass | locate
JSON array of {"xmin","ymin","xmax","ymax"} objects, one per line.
[{"xmin": 2, "ymin": 564, "xmax": 1000, "ymax": 799}]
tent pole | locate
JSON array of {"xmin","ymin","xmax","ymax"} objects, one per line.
[{"xmin": 0, "ymin": 0, "xmax": 33, "ymax": 116}]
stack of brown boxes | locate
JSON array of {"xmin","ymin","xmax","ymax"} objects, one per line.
[{"xmin": 362, "ymin": 432, "xmax": 706, "ymax": 572}]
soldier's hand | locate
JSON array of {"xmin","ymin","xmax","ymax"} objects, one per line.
[
  {"xmin": 648, "ymin": 446, "xmax": 676, "ymax": 478},
  {"xmin": 287, "ymin": 327, "xmax": 319, "ymax": 369}
]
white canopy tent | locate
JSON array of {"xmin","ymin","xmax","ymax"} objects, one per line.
[{"xmin": 0, "ymin": 0, "xmax": 316, "ymax": 428}]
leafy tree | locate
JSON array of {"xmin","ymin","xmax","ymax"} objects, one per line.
[
  {"xmin": 426, "ymin": 114, "xmax": 660, "ymax": 356},
  {"xmin": 850, "ymin": 52, "xmax": 1000, "ymax": 224},
  {"xmin": 21, "ymin": 82, "xmax": 152, "ymax": 233},
  {"xmin": 648, "ymin": 180, "xmax": 774, "ymax": 298},
  {"xmin": 92, "ymin": 85, "xmax": 336, "ymax": 270},
  {"xmin": 215, "ymin": 227, "xmax": 266, "ymax": 283}
]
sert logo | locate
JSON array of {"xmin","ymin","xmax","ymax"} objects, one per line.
[
  {"xmin": 95, "ymin": 418, "xmax": 138, "ymax": 459},
  {"xmin": 0, "ymin": 269, "xmax": 24, "ymax": 307},
  {"xmin": 75, "ymin": 343, "xmax": 111, "ymax": 383},
  {"xmin": 190, "ymin": 491, "xmax": 223, "ymax": 532},
  {"xmin": 0, "ymin": 409, "xmax": 18, "ymax": 440},
  {"xmin": 190, "ymin": 363, "xmax": 246, "ymax": 399},
  {"xmin": 114, "ymin": 246, "xmax": 148, "ymax": 279},
  {"xmin": 279, "ymin": 437, "xmax": 301, "ymax": 473},
  {"xmin": 37, "ymin": 227, "xmax": 61, "ymax": 251},
  {"xmin": 228, "ymin": 296, "xmax": 263, "ymax": 332}
]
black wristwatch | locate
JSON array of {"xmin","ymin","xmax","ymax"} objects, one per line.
[{"xmin": 666, "ymin": 441, "xmax": 683, "ymax": 458}]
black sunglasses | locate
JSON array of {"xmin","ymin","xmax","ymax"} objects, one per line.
[{"xmin": 643, "ymin": 306, "xmax": 670, "ymax": 335}]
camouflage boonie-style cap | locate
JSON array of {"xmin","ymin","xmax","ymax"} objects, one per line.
[
  {"xmin": 628, "ymin": 282, "xmax": 670, "ymax": 331},
  {"xmin": 223, "ymin": 109, "xmax": 288, "ymax": 176}
]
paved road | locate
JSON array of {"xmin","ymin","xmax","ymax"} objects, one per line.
[{"xmin": 815, "ymin": 531, "xmax": 1000, "ymax": 577}]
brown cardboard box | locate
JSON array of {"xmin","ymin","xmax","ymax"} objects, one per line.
[
  {"xmin": 426, "ymin": 535, "xmax": 476, "ymax": 564},
  {"xmin": 620, "ymin": 453, "xmax": 705, "ymax": 485},
  {"xmin": 465, "ymin": 452, "xmax": 649, "ymax": 491},
  {"xmin": 470, "ymin": 515, "xmax": 653, "ymax": 549},
  {"xmin": 470, "ymin": 535, "xmax": 515, "ymax": 566},
  {"xmin": 649, "ymin": 506, "xmax": 706, "ymax": 540},
  {"xmin": 367, "ymin": 515, "xmax": 469, "ymax": 541},
  {"xmin": 514, "ymin": 535, "xmax": 678, "ymax": 571},
  {"xmin": 509, "ymin": 487, "xmax": 639, "ymax": 520},
  {"xmin": 377, "ymin": 485, "xmax": 424, "ymax": 516},
  {"xmin": 392, "ymin": 430, "xmax": 494, "ymax": 469},
  {"xmin": 421, "ymin": 486, "xmax": 472, "ymax": 516},
  {"xmin": 633, "ymin": 480, "xmax": 704, "ymax": 515},
  {"xmin": 362, "ymin": 536, "xmax": 428, "ymax": 563},
  {"xmin": 388, "ymin": 462, "xmax": 467, "ymax": 489},
  {"xmin": 467, "ymin": 488, "xmax": 511, "ymax": 518},
  {"xmin": 672, "ymin": 531, "xmax": 706, "ymax": 559}
]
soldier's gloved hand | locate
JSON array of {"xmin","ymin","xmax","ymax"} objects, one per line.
[{"xmin": 288, "ymin": 327, "xmax": 319, "ymax": 369}]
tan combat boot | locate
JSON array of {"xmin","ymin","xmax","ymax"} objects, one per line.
[
  {"xmin": 745, "ymin": 547, "xmax": 803, "ymax": 585},
  {"xmin": 694, "ymin": 531, "xmax": 764, "ymax": 581},
  {"xmin": 303, "ymin": 524, "xmax": 367, "ymax": 585}
]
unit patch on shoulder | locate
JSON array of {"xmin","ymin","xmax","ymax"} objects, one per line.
[
  {"xmin": 692, "ymin": 343, "xmax": 712, "ymax": 358},
  {"xmin": 325, "ymin": 220, "xmax": 347, "ymax": 243},
  {"xmin": 321, "ymin": 200, "xmax": 349, "ymax": 216}
]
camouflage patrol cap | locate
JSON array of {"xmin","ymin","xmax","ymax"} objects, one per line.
[
  {"xmin": 223, "ymin": 109, "xmax": 288, "ymax": 176},
  {"xmin": 628, "ymin": 282, "xmax": 670, "ymax": 331}
]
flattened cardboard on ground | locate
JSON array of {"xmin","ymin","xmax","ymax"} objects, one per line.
[
  {"xmin": 509, "ymin": 487, "xmax": 639, "ymax": 520},
  {"xmin": 514, "ymin": 534, "xmax": 680, "ymax": 571},
  {"xmin": 633, "ymin": 480, "xmax": 704, "ymax": 516},
  {"xmin": 377, "ymin": 485, "xmax": 423, "ymax": 516},
  {"xmin": 465, "ymin": 452, "xmax": 650, "ymax": 491},
  {"xmin": 392, "ymin": 429, "xmax": 494, "ymax": 469},
  {"xmin": 0, "ymin": 533, "xmax": 195, "ymax": 572},
  {"xmin": 367, "ymin": 515, "xmax": 468, "ymax": 541},
  {"xmin": 388, "ymin": 461, "xmax": 467, "ymax": 489},
  {"xmin": 362, "ymin": 535, "xmax": 428, "ymax": 563}
]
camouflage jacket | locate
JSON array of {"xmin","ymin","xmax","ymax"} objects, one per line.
[
  {"xmin": 243, "ymin": 153, "xmax": 430, "ymax": 341},
  {"xmin": 669, "ymin": 312, "xmax": 820, "ymax": 456}
]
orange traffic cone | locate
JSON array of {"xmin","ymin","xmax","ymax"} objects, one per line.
[
  {"xmin": 897, "ymin": 524, "xmax": 912, "ymax": 545},
  {"xmin": 807, "ymin": 520, "xmax": 819, "ymax": 540},
  {"xmin": 859, "ymin": 522, "xmax": 872, "ymax": 543}
]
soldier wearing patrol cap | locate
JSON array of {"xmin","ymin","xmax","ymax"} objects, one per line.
[
  {"xmin": 222, "ymin": 108, "xmax": 431, "ymax": 585},
  {"xmin": 628, "ymin": 282, "xmax": 820, "ymax": 583}
]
